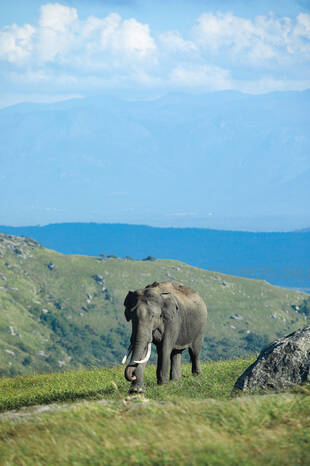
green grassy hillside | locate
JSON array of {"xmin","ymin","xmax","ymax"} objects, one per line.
[
  {"xmin": 0, "ymin": 361, "xmax": 309, "ymax": 465},
  {"xmin": 0, "ymin": 233, "xmax": 308, "ymax": 377}
]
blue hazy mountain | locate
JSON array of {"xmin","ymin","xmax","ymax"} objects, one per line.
[
  {"xmin": 0, "ymin": 90, "xmax": 309, "ymax": 229},
  {"xmin": 1, "ymin": 223, "xmax": 309, "ymax": 290}
]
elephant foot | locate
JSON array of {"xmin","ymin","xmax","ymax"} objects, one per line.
[
  {"xmin": 157, "ymin": 379, "xmax": 169, "ymax": 385},
  {"xmin": 129, "ymin": 385, "xmax": 145, "ymax": 394}
]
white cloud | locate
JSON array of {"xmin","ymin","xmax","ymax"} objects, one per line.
[
  {"xmin": 295, "ymin": 13, "xmax": 310, "ymax": 38},
  {"xmin": 0, "ymin": 3, "xmax": 156, "ymax": 65},
  {"xmin": 192, "ymin": 12, "xmax": 255, "ymax": 53},
  {"xmin": 0, "ymin": 4, "xmax": 309, "ymax": 94},
  {"xmin": 37, "ymin": 3, "xmax": 79, "ymax": 62},
  {"xmin": 159, "ymin": 31, "xmax": 197, "ymax": 52},
  {"xmin": 39, "ymin": 3, "xmax": 78, "ymax": 32},
  {"xmin": 100, "ymin": 14, "xmax": 156, "ymax": 59},
  {"xmin": 170, "ymin": 64, "xmax": 232, "ymax": 90},
  {"xmin": 0, "ymin": 23, "xmax": 35, "ymax": 64},
  {"xmin": 192, "ymin": 11, "xmax": 310, "ymax": 64},
  {"xmin": 37, "ymin": 6, "xmax": 157, "ymax": 64}
]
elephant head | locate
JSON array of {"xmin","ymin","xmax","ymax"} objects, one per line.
[{"xmin": 122, "ymin": 282, "xmax": 179, "ymax": 383}]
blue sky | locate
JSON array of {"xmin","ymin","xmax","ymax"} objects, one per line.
[{"xmin": 0, "ymin": 0, "xmax": 310, "ymax": 107}]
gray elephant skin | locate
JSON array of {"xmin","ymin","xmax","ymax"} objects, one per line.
[{"xmin": 122, "ymin": 281, "xmax": 207, "ymax": 393}]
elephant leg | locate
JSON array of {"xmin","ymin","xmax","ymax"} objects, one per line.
[
  {"xmin": 156, "ymin": 342, "xmax": 171, "ymax": 385},
  {"xmin": 129, "ymin": 363, "xmax": 146, "ymax": 393},
  {"xmin": 170, "ymin": 350, "xmax": 182, "ymax": 381},
  {"xmin": 189, "ymin": 340, "xmax": 203, "ymax": 376}
]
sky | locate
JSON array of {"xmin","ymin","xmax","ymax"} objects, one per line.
[
  {"xmin": 0, "ymin": 0, "xmax": 310, "ymax": 107},
  {"xmin": 0, "ymin": 1, "xmax": 309, "ymax": 231}
]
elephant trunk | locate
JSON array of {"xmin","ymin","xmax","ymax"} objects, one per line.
[
  {"xmin": 124, "ymin": 335, "xmax": 152, "ymax": 382},
  {"xmin": 125, "ymin": 365, "xmax": 137, "ymax": 382}
]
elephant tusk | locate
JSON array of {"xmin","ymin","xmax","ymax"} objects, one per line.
[
  {"xmin": 133, "ymin": 343, "xmax": 152, "ymax": 364},
  {"xmin": 121, "ymin": 345, "xmax": 132, "ymax": 365}
]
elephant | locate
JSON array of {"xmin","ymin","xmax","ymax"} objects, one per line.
[{"xmin": 122, "ymin": 280, "xmax": 207, "ymax": 393}]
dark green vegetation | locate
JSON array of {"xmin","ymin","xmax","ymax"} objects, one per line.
[
  {"xmin": 0, "ymin": 360, "xmax": 309, "ymax": 465},
  {"xmin": 0, "ymin": 233, "xmax": 309, "ymax": 377},
  {"xmin": 2, "ymin": 222, "xmax": 310, "ymax": 290}
]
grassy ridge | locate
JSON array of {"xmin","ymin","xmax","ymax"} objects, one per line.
[
  {"xmin": 0, "ymin": 360, "xmax": 309, "ymax": 465},
  {"xmin": 0, "ymin": 233, "xmax": 308, "ymax": 377},
  {"xmin": 0, "ymin": 359, "xmax": 252, "ymax": 412}
]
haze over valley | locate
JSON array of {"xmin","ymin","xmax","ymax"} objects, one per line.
[{"xmin": 1, "ymin": 90, "xmax": 309, "ymax": 231}]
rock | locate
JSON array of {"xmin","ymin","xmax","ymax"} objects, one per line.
[
  {"xmin": 230, "ymin": 314, "xmax": 244, "ymax": 321},
  {"xmin": 47, "ymin": 263, "xmax": 55, "ymax": 271},
  {"xmin": 232, "ymin": 326, "xmax": 310, "ymax": 395},
  {"xmin": 93, "ymin": 274, "xmax": 104, "ymax": 283}
]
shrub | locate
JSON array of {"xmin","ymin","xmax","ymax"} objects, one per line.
[
  {"xmin": 298, "ymin": 298, "xmax": 310, "ymax": 317},
  {"xmin": 243, "ymin": 333, "xmax": 270, "ymax": 352}
]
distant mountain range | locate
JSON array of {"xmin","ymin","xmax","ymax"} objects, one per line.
[
  {"xmin": 1, "ymin": 223, "xmax": 309, "ymax": 290},
  {"xmin": 0, "ymin": 90, "xmax": 309, "ymax": 230}
]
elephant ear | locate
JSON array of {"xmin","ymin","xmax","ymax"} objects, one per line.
[
  {"xmin": 124, "ymin": 291, "xmax": 136, "ymax": 321},
  {"xmin": 161, "ymin": 292, "xmax": 179, "ymax": 321},
  {"xmin": 124, "ymin": 307, "xmax": 131, "ymax": 321}
]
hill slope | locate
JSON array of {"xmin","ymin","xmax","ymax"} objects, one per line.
[
  {"xmin": 0, "ymin": 233, "xmax": 308, "ymax": 377},
  {"xmin": 1, "ymin": 223, "xmax": 310, "ymax": 290}
]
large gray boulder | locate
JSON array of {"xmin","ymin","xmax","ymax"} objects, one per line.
[{"xmin": 232, "ymin": 326, "xmax": 310, "ymax": 394}]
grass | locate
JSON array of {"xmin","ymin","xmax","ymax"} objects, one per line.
[
  {"xmin": 0, "ymin": 359, "xmax": 309, "ymax": 465},
  {"xmin": 0, "ymin": 359, "xmax": 252, "ymax": 412}
]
